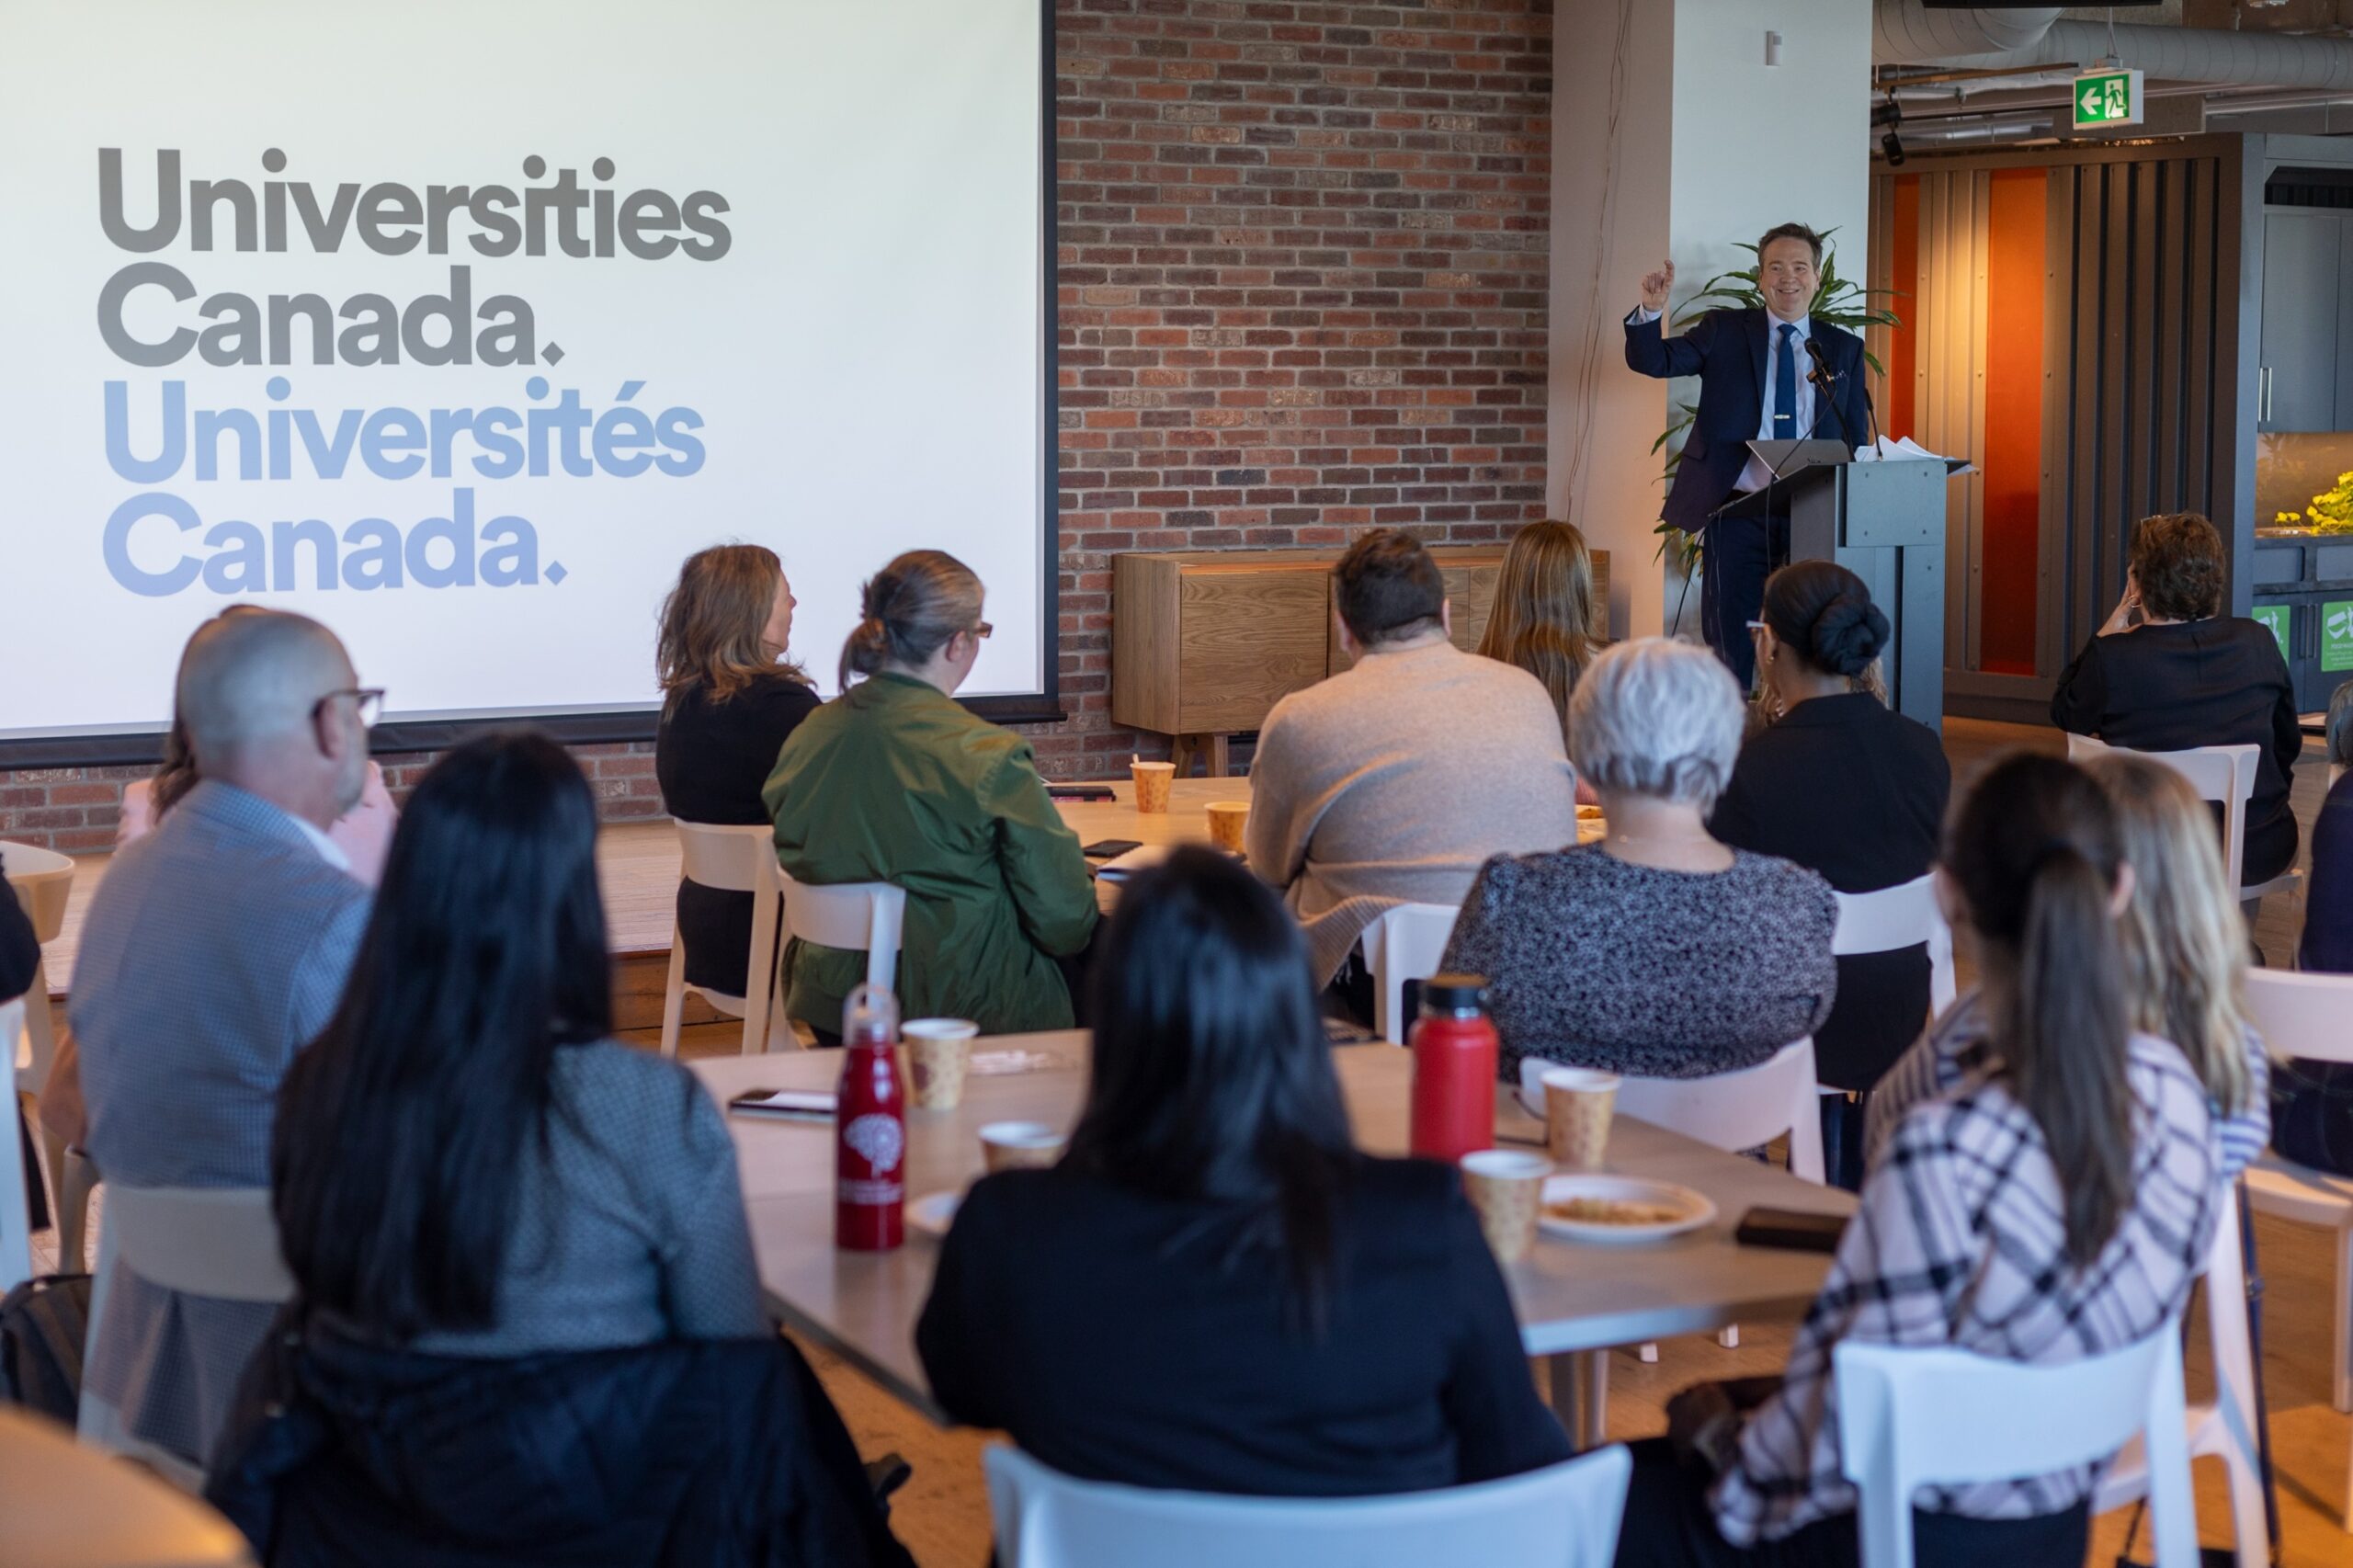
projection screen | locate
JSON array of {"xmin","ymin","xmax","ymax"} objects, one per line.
[{"xmin": 0, "ymin": 0, "xmax": 1054, "ymax": 763}]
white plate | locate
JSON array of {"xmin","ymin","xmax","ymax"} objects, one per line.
[
  {"xmin": 1536, "ymin": 1175, "xmax": 1717, "ymax": 1246},
  {"xmin": 907, "ymin": 1190, "xmax": 963, "ymax": 1240}
]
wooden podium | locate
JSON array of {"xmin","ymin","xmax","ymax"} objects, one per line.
[
  {"xmin": 1111, "ymin": 545, "xmax": 1608, "ymax": 775},
  {"xmin": 1713, "ymin": 445, "xmax": 1958, "ymax": 732}
]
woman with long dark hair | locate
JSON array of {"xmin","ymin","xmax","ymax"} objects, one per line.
[
  {"xmin": 915, "ymin": 846, "xmax": 1568, "ymax": 1496},
  {"xmin": 275, "ymin": 732, "xmax": 763, "ymax": 1350},
  {"xmin": 1616, "ymin": 754, "xmax": 2220, "ymax": 1568},
  {"xmin": 240, "ymin": 733, "xmax": 912, "ymax": 1566}
]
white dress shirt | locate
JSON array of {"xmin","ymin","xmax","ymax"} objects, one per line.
[{"xmin": 1629, "ymin": 304, "xmax": 1815, "ymax": 494}]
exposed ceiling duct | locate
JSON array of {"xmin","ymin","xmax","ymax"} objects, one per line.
[
  {"xmin": 1873, "ymin": 4, "xmax": 2065, "ymax": 65},
  {"xmin": 1880, "ymin": 7, "xmax": 2353, "ymax": 91}
]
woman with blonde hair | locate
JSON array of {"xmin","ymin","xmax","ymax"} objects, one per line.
[
  {"xmin": 1869, "ymin": 750, "xmax": 2268, "ymax": 1177},
  {"xmin": 1475, "ymin": 518, "xmax": 1597, "ymax": 750},
  {"xmin": 654, "ymin": 543, "xmax": 818, "ymax": 1000},
  {"xmin": 764, "ymin": 550, "xmax": 1097, "ymax": 1037}
]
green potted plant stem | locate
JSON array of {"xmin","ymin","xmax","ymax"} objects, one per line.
[{"xmin": 1651, "ymin": 233, "xmax": 1903, "ymax": 579}]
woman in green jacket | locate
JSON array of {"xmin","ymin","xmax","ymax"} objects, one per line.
[{"xmin": 764, "ymin": 551, "xmax": 1098, "ymax": 1037}]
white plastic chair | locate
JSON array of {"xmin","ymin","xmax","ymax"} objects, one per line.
[
  {"xmin": 1831, "ymin": 874, "xmax": 1956, "ymax": 1018},
  {"xmin": 2092, "ymin": 1191, "xmax": 2270, "ymax": 1565},
  {"xmin": 80, "ymin": 1186, "xmax": 293, "ymax": 1489},
  {"xmin": 2242, "ymin": 970, "xmax": 2353, "ymax": 1421},
  {"xmin": 1358, "ymin": 902, "xmax": 1461, "ymax": 1045},
  {"xmin": 661, "ymin": 822, "xmax": 790, "ymax": 1058},
  {"xmin": 1614, "ymin": 1037, "xmax": 1826, "ymax": 1185},
  {"xmin": 983, "ymin": 1443, "xmax": 1632, "ymax": 1568},
  {"xmin": 2063, "ymin": 735, "xmax": 2300, "ymax": 902},
  {"xmin": 779, "ymin": 873, "xmax": 906, "ymax": 1002},
  {"xmin": 1836, "ymin": 1327, "xmax": 2199, "ymax": 1568}
]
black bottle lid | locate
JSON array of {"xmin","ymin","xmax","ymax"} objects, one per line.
[{"xmin": 1420, "ymin": 973, "xmax": 1487, "ymax": 1014}]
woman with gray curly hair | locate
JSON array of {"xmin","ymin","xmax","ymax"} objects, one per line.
[{"xmin": 1439, "ymin": 637, "xmax": 1837, "ymax": 1083}]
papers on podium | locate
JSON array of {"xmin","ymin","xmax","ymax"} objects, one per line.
[{"xmin": 1852, "ymin": 435, "xmax": 1975, "ymax": 475}]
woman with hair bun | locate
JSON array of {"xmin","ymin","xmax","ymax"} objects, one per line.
[
  {"xmin": 1710, "ymin": 561, "xmax": 1949, "ymax": 1187},
  {"xmin": 762, "ymin": 550, "xmax": 1097, "ymax": 1038}
]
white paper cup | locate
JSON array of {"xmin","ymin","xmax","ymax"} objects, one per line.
[
  {"xmin": 903, "ymin": 1018, "xmax": 979, "ymax": 1109},
  {"xmin": 1540, "ymin": 1067, "xmax": 1620, "ymax": 1172},
  {"xmin": 979, "ymin": 1120, "xmax": 1067, "ymax": 1174},
  {"xmin": 1461, "ymin": 1149, "xmax": 1551, "ymax": 1262}
]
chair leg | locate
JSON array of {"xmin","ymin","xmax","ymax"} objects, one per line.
[
  {"xmin": 1718, "ymin": 1324, "xmax": 1740, "ymax": 1349},
  {"xmin": 2336, "ymin": 1226, "xmax": 2353, "ymax": 1416},
  {"xmin": 56, "ymin": 1148, "xmax": 97, "ymax": 1275},
  {"xmin": 1637, "ymin": 1342, "xmax": 1658, "ymax": 1364},
  {"xmin": 658, "ymin": 927, "xmax": 688, "ymax": 1060}
]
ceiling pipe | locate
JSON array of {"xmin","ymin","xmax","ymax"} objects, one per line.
[
  {"xmin": 1894, "ymin": 17, "xmax": 2353, "ymax": 90},
  {"xmin": 1873, "ymin": 3, "xmax": 2065, "ymax": 65}
]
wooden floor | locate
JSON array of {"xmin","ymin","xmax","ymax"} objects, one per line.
[{"xmin": 27, "ymin": 719, "xmax": 2351, "ymax": 1562}]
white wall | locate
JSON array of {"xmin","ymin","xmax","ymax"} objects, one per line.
[{"xmin": 1550, "ymin": 0, "xmax": 1872, "ymax": 639}]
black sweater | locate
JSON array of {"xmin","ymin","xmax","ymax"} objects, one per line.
[
  {"xmin": 654, "ymin": 674, "xmax": 821, "ymax": 995},
  {"xmin": 2050, "ymin": 618, "xmax": 2302, "ymax": 887},
  {"xmin": 1709, "ymin": 693, "xmax": 1950, "ymax": 1091},
  {"xmin": 915, "ymin": 1157, "xmax": 1572, "ymax": 1498}
]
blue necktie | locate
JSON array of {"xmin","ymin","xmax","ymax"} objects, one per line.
[{"xmin": 1773, "ymin": 323, "xmax": 1798, "ymax": 439}]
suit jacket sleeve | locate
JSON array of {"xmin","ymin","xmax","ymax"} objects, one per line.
[
  {"xmin": 0, "ymin": 856, "xmax": 39, "ymax": 1004},
  {"xmin": 1624, "ymin": 310, "xmax": 1715, "ymax": 381}
]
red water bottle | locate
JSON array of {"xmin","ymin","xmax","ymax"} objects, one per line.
[
  {"xmin": 835, "ymin": 983, "xmax": 907, "ymax": 1252},
  {"xmin": 1409, "ymin": 973, "xmax": 1498, "ymax": 1164}
]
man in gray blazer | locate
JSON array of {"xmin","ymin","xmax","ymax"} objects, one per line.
[{"xmin": 73, "ymin": 610, "xmax": 376, "ymax": 1467}]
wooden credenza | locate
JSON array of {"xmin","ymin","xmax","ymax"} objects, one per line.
[{"xmin": 1111, "ymin": 546, "xmax": 1608, "ymax": 775}]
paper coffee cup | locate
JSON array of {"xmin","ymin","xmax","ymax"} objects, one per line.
[
  {"xmin": 979, "ymin": 1120, "xmax": 1066, "ymax": 1174},
  {"xmin": 1541, "ymin": 1067, "xmax": 1620, "ymax": 1172},
  {"xmin": 1131, "ymin": 759, "xmax": 1176, "ymax": 813},
  {"xmin": 1460, "ymin": 1149, "xmax": 1550, "ymax": 1263},
  {"xmin": 903, "ymin": 1018, "xmax": 978, "ymax": 1110},
  {"xmin": 1205, "ymin": 801, "xmax": 1249, "ymax": 853}
]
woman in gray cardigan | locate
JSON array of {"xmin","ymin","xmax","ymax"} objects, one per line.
[{"xmin": 1441, "ymin": 638, "xmax": 1836, "ymax": 1083}]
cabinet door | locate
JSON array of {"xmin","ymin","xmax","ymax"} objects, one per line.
[{"xmin": 2262, "ymin": 211, "xmax": 2343, "ymax": 433}]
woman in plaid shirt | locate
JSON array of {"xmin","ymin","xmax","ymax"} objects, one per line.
[{"xmin": 1615, "ymin": 753, "xmax": 2220, "ymax": 1568}]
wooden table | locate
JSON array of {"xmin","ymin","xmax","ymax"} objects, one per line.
[
  {"xmin": 692, "ymin": 1039, "xmax": 1853, "ymax": 1445},
  {"xmin": 0, "ymin": 1405, "xmax": 255, "ymax": 1567}
]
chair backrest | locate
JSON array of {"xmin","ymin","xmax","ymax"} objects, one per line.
[
  {"xmin": 2076, "ymin": 740, "xmax": 2258, "ymax": 891},
  {"xmin": 1613, "ymin": 1038, "xmax": 1825, "ymax": 1184},
  {"xmin": 81, "ymin": 1187, "xmax": 295, "ymax": 1457},
  {"xmin": 1831, "ymin": 874, "xmax": 1957, "ymax": 1017},
  {"xmin": 1836, "ymin": 1328, "xmax": 2197, "ymax": 1568},
  {"xmin": 672, "ymin": 821, "xmax": 780, "ymax": 896},
  {"xmin": 779, "ymin": 874, "xmax": 906, "ymax": 995},
  {"xmin": 2244, "ymin": 968, "xmax": 2353, "ymax": 1066},
  {"xmin": 1359, "ymin": 902, "xmax": 1462, "ymax": 1045},
  {"xmin": 983, "ymin": 1444, "xmax": 1631, "ymax": 1568}
]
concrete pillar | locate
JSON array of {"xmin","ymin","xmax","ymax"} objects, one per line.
[{"xmin": 1549, "ymin": 0, "xmax": 1873, "ymax": 639}]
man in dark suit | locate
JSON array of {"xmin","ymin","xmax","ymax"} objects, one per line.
[{"xmin": 1625, "ymin": 222, "xmax": 1870, "ymax": 690}]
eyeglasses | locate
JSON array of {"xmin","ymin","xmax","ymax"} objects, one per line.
[
  {"xmin": 972, "ymin": 621, "xmax": 994, "ymax": 640},
  {"xmin": 317, "ymin": 687, "xmax": 385, "ymax": 727},
  {"xmin": 1745, "ymin": 620, "xmax": 1769, "ymax": 634}
]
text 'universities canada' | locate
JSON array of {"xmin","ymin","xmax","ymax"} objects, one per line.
[{"xmin": 92, "ymin": 149, "xmax": 731, "ymax": 597}]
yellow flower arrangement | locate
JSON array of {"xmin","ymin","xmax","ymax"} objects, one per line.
[{"xmin": 2279, "ymin": 469, "xmax": 2353, "ymax": 535}]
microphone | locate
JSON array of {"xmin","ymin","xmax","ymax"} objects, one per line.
[{"xmin": 1803, "ymin": 337, "xmax": 1838, "ymax": 391}]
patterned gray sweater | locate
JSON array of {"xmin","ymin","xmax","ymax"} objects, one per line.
[{"xmin": 1440, "ymin": 844, "xmax": 1837, "ymax": 1082}]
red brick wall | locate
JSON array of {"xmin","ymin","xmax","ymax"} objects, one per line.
[{"xmin": 0, "ymin": 0, "xmax": 1552, "ymax": 851}]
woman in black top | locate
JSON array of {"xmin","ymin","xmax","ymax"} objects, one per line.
[
  {"xmin": 916, "ymin": 847, "xmax": 1571, "ymax": 1497},
  {"xmin": 653, "ymin": 545, "xmax": 820, "ymax": 997},
  {"xmin": 2050, "ymin": 511, "xmax": 2301, "ymax": 887},
  {"xmin": 1711, "ymin": 562, "xmax": 1949, "ymax": 1188}
]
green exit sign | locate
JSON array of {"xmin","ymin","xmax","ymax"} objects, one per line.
[{"xmin": 2074, "ymin": 68, "xmax": 2145, "ymax": 130}]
